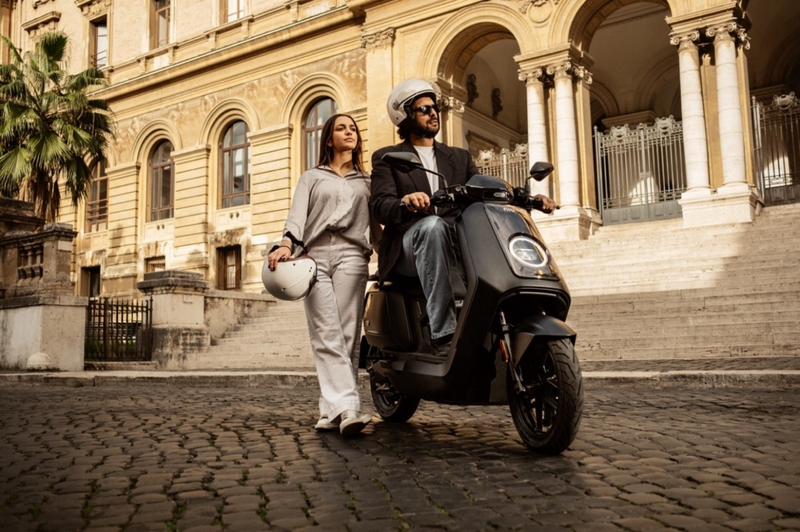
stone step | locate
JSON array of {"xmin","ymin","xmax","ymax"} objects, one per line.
[
  {"xmin": 213, "ymin": 329, "xmax": 311, "ymax": 344},
  {"xmin": 570, "ymin": 291, "xmax": 800, "ymax": 313},
  {"xmin": 574, "ymin": 330, "xmax": 800, "ymax": 350},
  {"xmin": 569, "ymin": 321, "xmax": 799, "ymax": 339},
  {"xmin": 576, "ymin": 343, "xmax": 800, "ymax": 361},
  {"xmin": 228, "ymin": 322, "xmax": 308, "ymax": 335},
  {"xmin": 570, "ymin": 311, "xmax": 800, "ymax": 330},
  {"xmin": 566, "ymin": 278, "xmax": 800, "ymax": 296}
]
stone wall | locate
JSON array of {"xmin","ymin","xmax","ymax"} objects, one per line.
[{"xmin": 0, "ymin": 199, "xmax": 86, "ymax": 370}]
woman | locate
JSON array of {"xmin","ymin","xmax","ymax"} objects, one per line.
[{"xmin": 267, "ymin": 114, "xmax": 373, "ymax": 437}]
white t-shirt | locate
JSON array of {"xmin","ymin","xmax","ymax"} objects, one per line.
[{"xmin": 415, "ymin": 145, "xmax": 440, "ymax": 194}]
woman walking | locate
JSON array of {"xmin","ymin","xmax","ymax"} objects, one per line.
[{"xmin": 267, "ymin": 114, "xmax": 373, "ymax": 437}]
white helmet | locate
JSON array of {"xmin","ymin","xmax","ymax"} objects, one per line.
[
  {"xmin": 261, "ymin": 256, "xmax": 317, "ymax": 301},
  {"xmin": 386, "ymin": 78, "xmax": 442, "ymax": 126}
]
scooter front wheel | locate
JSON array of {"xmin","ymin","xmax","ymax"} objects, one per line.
[
  {"xmin": 507, "ymin": 338, "xmax": 583, "ymax": 455},
  {"xmin": 370, "ymin": 374, "xmax": 420, "ymax": 422}
]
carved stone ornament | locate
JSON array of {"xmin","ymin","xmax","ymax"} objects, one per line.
[
  {"xmin": 669, "ymin": 30, "xmax": 700, "ymax": 51},
  {"xmin": 22, "ymin": 11, "xmax": 61, "ymax": 38},
  {"xmin": 440, "ymin": 96, "xmax": 465, "ymax": 114},
  {"xmin": 654, "ymin": 115, "xmax": 678, "ymax": 135},
  {"xmin": 706, "ymin": 22, "xmax": 750, "ymax": 50},
  {"xmin": 773, "ymin": 92, "xmax": 798, "ymax": 111},
  {"xmin": 360, "ymin": 28, "xmax": 395, "ymax": 50},
  {"xmin": 518, "ymin": 67, "xmax": 545, "ymax": 85},
  {"xmin": 546, "ymin": 60, "xmax": 572, "ymax": 79},
  {"xmin": 519, "ymin": 0, "xmax": 560, "ymax": 14},
  {"xmin": 545, "ymin": 60, "xmax": 592, "ymax": 85},
  {"xmin": 75, "ymin": 0, "xmax": 111, "ymax": 17}
]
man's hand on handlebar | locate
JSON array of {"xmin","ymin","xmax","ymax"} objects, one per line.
[
  {"xmin": 536, "ymin": 194, "xmax": 558, "ymax": 212},
  {"xmin": 533, "ymin": 194, "xmax": 559, "ymax": 214},
  {"xmin": 401, "ymin": 192, "xmax": 431, "ymax": 213}
]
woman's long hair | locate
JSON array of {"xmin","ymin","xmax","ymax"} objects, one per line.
[{"xmin": 317, "ymin": 114, "xmax": 364, "ymax": 172}]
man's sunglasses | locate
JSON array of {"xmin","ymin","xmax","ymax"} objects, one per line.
[{"xmin": 411, "ymin": 104, "xmax": 439, "ymax": 116}]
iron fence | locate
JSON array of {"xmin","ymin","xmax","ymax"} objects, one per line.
[
  {"xmin": 752, "ymin": 93, "xmax": 800, "ymax": 205},
  {"xmin": 594, "ymin": 116, "xmax": 686, "ymax": 225},
  {"xmin": 474, "ymin": 144, "xmax": 530, "ymax": 189},
  {"xmin": 85, "ymin": 297, "xmax": 153, "ymax": 361}
]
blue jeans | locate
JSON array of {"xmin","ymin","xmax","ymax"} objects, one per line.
[{"xmin": 394, "ymin": 216, "xmax": 459, "ymax": 340}]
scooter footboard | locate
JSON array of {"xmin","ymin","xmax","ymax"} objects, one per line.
[{"xmin": 511, "ymin": 315, "xmax": 576, "ymax": 366}]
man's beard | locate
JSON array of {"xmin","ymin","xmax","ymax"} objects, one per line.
[{"xmin": 409, "ymin": 120, "xmax": 439, "ymax": 139}]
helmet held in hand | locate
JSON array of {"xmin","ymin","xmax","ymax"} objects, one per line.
[{"xmin": 262, "ymin": 255, "xmax": 317, "ymax": 301}]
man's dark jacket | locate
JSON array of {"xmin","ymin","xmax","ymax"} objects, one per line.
[{"xmin": 370, "ymin": 140, "xmax": 478, "ymax": 282}]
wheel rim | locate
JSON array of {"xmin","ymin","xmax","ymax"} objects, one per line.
[
  {"xmin": 512, "ymin": 349, "xmax": 559, "ymax": 437},
  {"xmin": 371, "ymin": 379, "xmax": 402, "ymax": 413}
]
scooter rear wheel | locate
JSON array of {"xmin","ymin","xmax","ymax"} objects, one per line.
[
  {"xmin": 370, "ymin": 375, "xmax": 420, "ymax": 422},
  {"xmin": 507, "ymin": 338, "xmax": 583, "ymax": 455}
]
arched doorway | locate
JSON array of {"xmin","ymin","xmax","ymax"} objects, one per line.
[
  {"xmin": 436, "ymin": 24, "xmax": 530, "ymax": 188},
  {"xmin": 747, "ymin": 1, "xmax": 800, "ymax": 206},
  {"xmin": 579, "ymin": 1, "xmax": 683, "ymax": 224}
]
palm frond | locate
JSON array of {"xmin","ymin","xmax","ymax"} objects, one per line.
[
  {"xmin": 0, "ymin": 146, "xmax": 32, "ymax": 183},
  {"xmin": 0, "ymin": 31, "xmax": 115, "ymax": 222}
]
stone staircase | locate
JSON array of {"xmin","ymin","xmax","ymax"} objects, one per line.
[
  {"xmin": 550, "ymin": 202, "xmax": 800, "ymax": 360},
  {"xmin": 188, "ymin": 301, "xmax": 314, "ymax": 369},
  {"xmin": 188, "ymin": 202, "xmax": 800, "ymax": 368}
]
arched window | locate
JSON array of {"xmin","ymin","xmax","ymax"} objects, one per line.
[
  {"xmin": 150, "ymin": 141, "xmax": 174, "ymax": 221},
  {"xmin": 220, "ymin": 120, "xmax": 250, "ymax": 208},
  {"xmin": 85, "ymin": 160, "xmax": 108, "ymax": 232},
  {"xmin": 303, "ymin": 98, "xmax": 337, "ymax": 170}
]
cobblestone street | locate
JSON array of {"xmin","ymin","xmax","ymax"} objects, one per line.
[{"xmin": 0, "ymin": 384, "xmax": 798, "ymax": 532}]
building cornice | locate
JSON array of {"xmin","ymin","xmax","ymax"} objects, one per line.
[{"xmin": 93, "ymin": 6, "xmax": 357, "ymax": 103}]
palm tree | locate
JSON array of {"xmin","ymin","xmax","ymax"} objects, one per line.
[{"xmin": 0, "ymin": 31, "xmax": 114, "ymax": 223}]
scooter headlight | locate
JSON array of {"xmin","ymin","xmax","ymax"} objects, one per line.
[{"xmin": 508, "ymin": 236, "xmax": 549, "ymax": 269}]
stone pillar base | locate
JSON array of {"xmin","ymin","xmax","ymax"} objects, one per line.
[
  {"xmin": 535, "ymin": 207, "xmax": 598, "ymax": 242},
  {"xmin": 137, "ymin": 270, "xmax": 210, "ymax": 370},
  {"xmin": 0, "ymin": 296, "xmax": 87, "ymax": 371},
  {"xmin": 150, "ymin": 326, "xmax": 209, "ymax": 369},
  {"xmin": 680, "ymin": 188, "xmax": 762, "ymax": 228}
]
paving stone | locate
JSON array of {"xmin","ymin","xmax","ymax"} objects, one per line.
[{"xmin": 0, "ymin": 386, "xmax": 797, "ymax": 532}]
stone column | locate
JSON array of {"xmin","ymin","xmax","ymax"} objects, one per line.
[
  {"xmin": 248, "ymin": 124, "xmax": 293, "ymax": 291},
  {"xmin": 670, "ymin": 30, "xmax": 712, "ymax": 198},
  {"xmin": 519, "ymin": 67, "xmax": 550, "ymax": 198},
  {"xmin": 171, "ymin": 145, "xmax": 211, "ymax": 273},
  {"xmin": 440, "ymin": 96, "xmax": 466, "ymax": 148},
  {"xmin": 362, "ymin": 28, "xmax": 396, "ymax": 163},
  {"xmin": 548, "ymin": 61, "xmax": 581, "ymax": 209},
  {"xmin": 103, "ymin": 162, "xmax": 141, "ymax": 295},
  {"xmin": 707, "ymin": 22, "xmax": 749, "ymax": 193},
  {"xmin": 136, "ymin": 270, "xmax": 210, "ymax": 369}
]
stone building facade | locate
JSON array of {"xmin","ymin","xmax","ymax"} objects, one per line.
[{"xmin": 2, "ymin": 0, "xmax": 798, "ymax": 297}]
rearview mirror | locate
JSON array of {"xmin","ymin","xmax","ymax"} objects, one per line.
[
  {"xmin": 381, "ymin": 152, "xmax": 424, "ymax": 173},
  {"xmin": 529, "ymin": 161, "xmax": 554, "ymax": 181}
]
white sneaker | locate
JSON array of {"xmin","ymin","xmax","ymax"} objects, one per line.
[
  {"xmin": 339, "ymin": 410, "xmax": 372, "ymax": 437},
  {"xmin": 314, "ymin": 414, "xmax": 339, "ymax": 431}
]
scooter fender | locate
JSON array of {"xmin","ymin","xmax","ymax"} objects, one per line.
[{"xmin": 511, "ymin": 315, "xmax": 576, "ymax": 366}]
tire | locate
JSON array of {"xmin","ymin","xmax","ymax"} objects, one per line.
[
  {"xmin": 507, "ymin": 337, "xmax": 583, "ymax": 455},
  {"xmin": 370, "ymin": 372, "xmax": 420, "ymax": 423}
]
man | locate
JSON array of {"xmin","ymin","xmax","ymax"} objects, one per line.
[{"xmin": 370, "ymin": 78, "xmax": 555, "ymax": 358}]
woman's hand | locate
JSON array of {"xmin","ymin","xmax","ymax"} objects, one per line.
[
  {"xmin": 401, "ymin": 192, "xmax": 431, "ymax": 213},
  {"xmin": 268, "ymin": 245, "xmax": 292, "ymax": 271}
]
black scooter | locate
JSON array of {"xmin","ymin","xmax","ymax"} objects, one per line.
[{"xmin": 360, "ymin": 153, "xmax": 583, "ymax": 455}]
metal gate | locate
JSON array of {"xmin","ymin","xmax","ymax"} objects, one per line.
[
  {"xmin": 594, "ymin": 117, "xmax": 687, "ymax": 225},
  {"xmin": 85, "ymin": 297, "xmax": 153, "ymax": 361},
  {"xmin": 474, "ymin": 144, "xmax": 531, "ymax": 190},
  {"xmin": 752, "ymin": 93, "xmax": 800, "ymax": 205}
]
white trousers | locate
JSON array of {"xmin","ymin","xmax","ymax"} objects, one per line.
[{"xmin": 303, "ymin": 231, "xmax": 369, "ymax": 421}]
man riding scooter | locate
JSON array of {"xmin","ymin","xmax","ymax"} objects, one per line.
[{"xmin": 370, "ymin": 78, "xmax": 557, "ymax": 359}]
